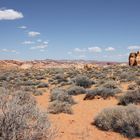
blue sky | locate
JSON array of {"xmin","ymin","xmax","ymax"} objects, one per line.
[{"xmin": 0, "ymin": 0, "xmax": 140, "ymax": 61}]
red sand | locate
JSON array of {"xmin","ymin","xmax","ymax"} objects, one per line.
[{"xmin": 35, "ymin": 93, "xmax": 139, "ymax": 140}]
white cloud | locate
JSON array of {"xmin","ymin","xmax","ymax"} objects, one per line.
[
  {"xmin": 43, "ymin": 41, "xmax": 49, "ymax": 44},
  {"xmin": 105, "ymin": 47, "xmax": 115, "ymax": 51},
  {"xmin": 1, "ymin": 49, "xmax": 8, "ymax": 52},
  {"xmin": 88, "ymin": 46, "xmax": 102, "ymax": 53},
  {"xmin": 18, "ymin": 26, "xmax": 27, "ymax": 29},
  {"xmin": 30, "ymin": 44, "xmax": 48, "ymax": 50},
  {"xmin": 128, "ymin": 45, "xmax": 140, "ymax": 50},
  {"xmin": 28, "ymin": 31, "xmax": 40, "ymax": 37},
  {"xmin": 0, "ymin": 9, "xmax": 23, "ymax": 20},
  {"xmin": 0, "ymin": 49, "xmax": 19, "ymax": 54},
  {"xmin": 74, "ymin": 48, "xmax": 86, "ymax": 53},
  {"xmin": 22, "ymin": 41, "xmax": 34, "ymax": 45}
]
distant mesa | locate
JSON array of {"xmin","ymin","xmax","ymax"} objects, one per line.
[{"xmin": 129, "ymin": 51, "xmax": 140, "ymax": 66}]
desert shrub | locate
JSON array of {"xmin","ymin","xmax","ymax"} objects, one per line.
[
  {"xmin": 48, "ymin": 101, "xmax": 72, "ymax": 114},
  {"xmin": 83, "ymin": 89, "xmax": 97, "ymax": 100},
  {"xmin": 59, "ymin": 81, "xmax": 72, "ymax": 86},
  {"xmin": 50, "ymin": 88, "xmax": 75, "ymax": 105},
  {"xmin": 48, "ymin": 88, "xmax": 75, "ymax": 114},
  {"xmin": 102, "ymin": 81, "xmax": 120, "ymax": 89},
  {"xmin": 20, "ymin": 86, "xmax": 36, "ymax": 92},
  {"xmin": 84, "ymin": 87, "xmax": 119, "ymax": 100},
  {"xmin": 37, "ymin": 82, "xmax": 49, "ymax": 88},
  {"xmin": 119, "ymin": 72, "xmax": 137, "ymax": 82},
  {"xmin": 0, "ymin": 75, "xmax": 7, "ymax": 81},
  {"xmin": 48, "ymin": 68, "xmax": 64, "ymax": 75},
  {"xmin": 0, "ymin": 88, "xmax": 54, "ymax": 140},
  {"xmin": 73, "ymin": 75, "xmax": 93, "ymax": 88},
  {"xmin": 136, "ymin": 79, "xmax": 140, "ymax": 85},
  {"xmin": 93, "ymin": 104, "xmax": 140, "ymax": 138},
  {"xmin": 118, "ymin": 89, "xmax": 140, "ymax": 105},
  {"xmin": 33, "ymin": 89, "xmax": 44, "ymax": 96},
  {"xmin": 94, "ymin": 73, "xmax": 106, "ymax": 79},
  {"xmin": 127, "ymin": 84, "xmax": 138, "ymax": 90},
  {"xmin": 84, "ymin": 81, "xmax": 121, "ymax": 100},
  {"xmin": 67, "ymin": 86, "xmax": 86, "ymax": 95},
  {"xmin": 49, "ymin": 73, "xmax": 68, "ymax": 85},
  {"xmin": 54, "ymin": 73, "xmax": 64, "ymax": 80},
  {"xmin": 96, "ymin": 79, "xmax": 106, "ymax": 86},
  {"xmin": 35, "ymin": 75, "xmax": 45, "ymax": 80},
  {"xmin": 22, "ymin": 80, "xmax": 40, "ymax": 86}
]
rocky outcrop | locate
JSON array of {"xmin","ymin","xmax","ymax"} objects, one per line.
[
  {"xmin": 136, "ymin": 51, "xmax": 140, "ymax": 65},
  {"xmin": 84, "ymin": 64, "xmax": 99, "ymax": 71},
  {"xmin": 129, "ymin": 51, "xmax": 140, "ymax": 66}
]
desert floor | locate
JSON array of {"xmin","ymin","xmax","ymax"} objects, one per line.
[{"xmin": 35, "ymin": 84, "xmax": 139, "ymax": 140}]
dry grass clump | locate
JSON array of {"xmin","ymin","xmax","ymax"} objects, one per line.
[
  {"xmin": 49, "ymin": 88, "xmax": 75, "ymax": 104},
  {"xmin": 118, "ymin": 88, "xmax": 140, "ymax": 105},
  {"xmin": 48, "ymin": 101, "xmax": 72, "ymax": 114},
  {"xmin": 48, "ymin": 88, "xmax": 75, "ymax": 114},
  {"xmin": 93, "ymin": 104, "xmax": 140, "ymax": 138},
  {"xmin": 0, "ymin": 87, "xmax": 54, "ymax": 140}
]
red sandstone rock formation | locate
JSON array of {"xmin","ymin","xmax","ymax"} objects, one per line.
[
  {"xmin": 136, "ymin": 51, "xmax": 140, "ymax": 66},
  {"xmin": 129, "ymin": 51, "xmax": 140, "ymax": 66}
]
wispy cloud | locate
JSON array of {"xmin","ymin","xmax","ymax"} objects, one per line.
[
  {"xmin": 0, "ymin": 9, "xmax": 23, "ymax": 20},
  {"xmin": 88, "ymin": 46, "xmax": 102, "ymax": 53},
  {"xmin": 105, "ymin": 47, "xmax": 115, "ymax": 51},
  {"xmin": 74, "ymin": 48, "xmax": 86, "ymax": 53},
  {"xmin": 43, "ymin": 41, "xmax": 49, "ymax": 44},
  {"xmin": 18, "ymin": 26, "xmax": 27, "ymax": 29},
  {"xmin": 28, "ymin": 31, "xmax": 40, "ymax": 37},
  {"xmin": 0, "ymin": 49, "xmax": 19, "ymax": 54},
  {"xmin": 30, "ymin": 44, "xmax": 48, "ymax": 50},
  {"xmin": 22, "ymin": 41, "xmax": 34, "ymax": 45},
  {"xmin": 128, "ymin": 45, "xmax": 140, "ymax": 50}
]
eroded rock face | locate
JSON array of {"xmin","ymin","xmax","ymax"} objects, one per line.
[
  {"xmin": 129, "ymin": 53, "xmax": 137, "ymax": 66},
  {"xmin": 136, "ymin": 51, "xmax": 140, "ymax": 66},
  {"xmin": 129, "ymin": 51, "xmax": 140, "ymax": 66}
]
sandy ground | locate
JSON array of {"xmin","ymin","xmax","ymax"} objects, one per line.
[{"xmin": 35, "ymin": 91, "xmax": 139, "ymax": 140}]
